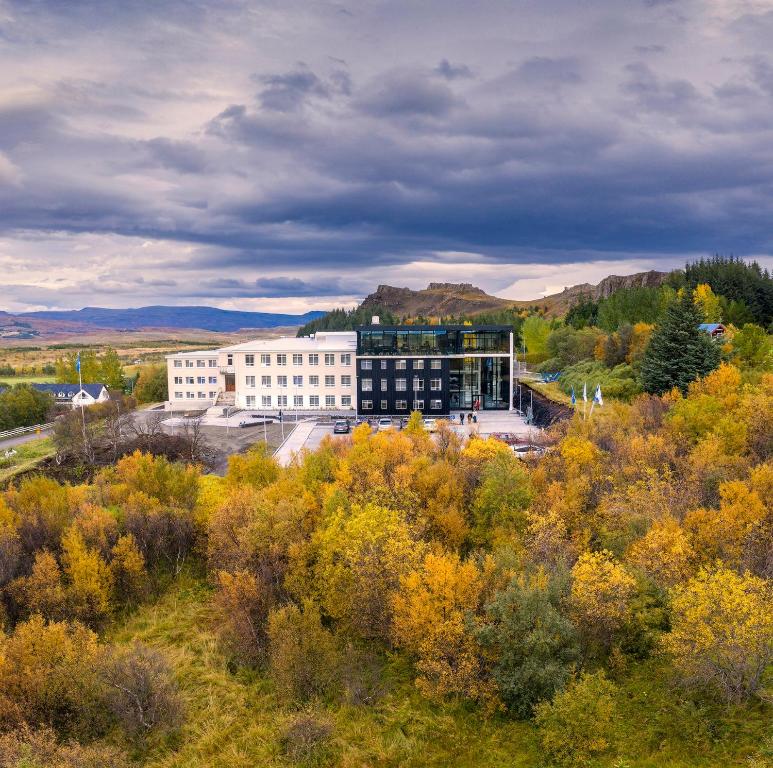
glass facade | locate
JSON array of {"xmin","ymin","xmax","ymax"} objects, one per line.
[
  {"xmin": 356, "ymin": 325, "xmax": 512, "ymax": 414},
  {"xmin": 357, "ymin": 326, "xmax": 510, "ymax": 356}
]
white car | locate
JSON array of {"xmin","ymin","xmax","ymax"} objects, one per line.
[
  {"xmin": 377, "ymin": 417, "xmax": 394, "ymax": 431},
  {"xmin": 422, "ymin": 418, "xmax": 438, "ymax": 433},
  {"xmin": 512, "ymin": 444, "xmax": 546, "ymax": 459}
]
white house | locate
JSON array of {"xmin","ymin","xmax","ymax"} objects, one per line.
[{"xmin": 32, "ymin": 383, "xmax": 110, "ymax": 407}]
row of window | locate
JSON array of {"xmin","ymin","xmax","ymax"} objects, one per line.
[
  {"xmin": 173, "ymin": 376, "xmax": 218, "ymax": 385},
  {"xmin": 173, "ymin": 391, "xmax": 217, "ymax": 400},
  {"xmin": 361, "ymin": 378, "xmax": 442, "ymax": 392},
  {"xmin": 244, "ymin": 395, "xmax": 351, "ymax": 408},
  {"xmin": 172, "ymin": 358, "xmax": 218, "ymax": 368},
  {"xmin": 360, "ymin": 359, "xmax": 441, "ymax": 371},
  {"xmin": 361, "ymin": 399, "xmax": 443, "ymax": 410},
  {"xmin": 245, "ymin": 353, "xmax": 351, "ymax": 367},
  {"xmin": 244, "ymin": 375, "xmax": 351, "ymax": 388}
]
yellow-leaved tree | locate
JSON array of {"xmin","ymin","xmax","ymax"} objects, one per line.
[
  {"xmin": 662, "ymin": 565, "xmax": 773, "ymax": 703},
  {"xmin": 570, "ymin": 550, "xmax": 636, "ymax": 652},
  {"xmin": 391, "ymin": 551, "xmax": 492, "ymax": 702},
  {"xmin": 315, "ymin": 503, "xmax": 426, "ymax": 640}
]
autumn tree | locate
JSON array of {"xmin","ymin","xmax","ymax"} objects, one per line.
[
  {"xmin": 693, "ymin": 283, "xmax": 722, "ymax": 323},
  {"xmin": 391, "ymin": 551, "xmax": 490, "ymax": 702},
  {"xmin": 109, "ymin": 534, "xmax": 149, "ymax": 608},
  {"xmin": 61, "ymin": 527, "xmax": 114, "ymax": 627},
  {"xmin": 0, "ymin": 615, "xmax": 103, "ymax": 736},
  {"xmin": 132, "ymin": 365, "xmax": 168, "ymax": 404},
  {"xmin": 534, "ymin": 671, "xmax": 618, "ymax": 767},
  {"xmin": 314, "ymin": 503, "xmax": 426, "ymax": 641},
  {"xmin": 570, "ymin": 550, "xmax": 636, "ymax": 653},
  {"xmin": 663, "ymin": 566, "xmax": 773, "ymax": 703},
  {"xmin": 214, "ymin": 570, "xmax": 273, "ymax": 664},
  {"xmin": 267, "ymin": 600, "xmax": 340, "ymax": 703}
]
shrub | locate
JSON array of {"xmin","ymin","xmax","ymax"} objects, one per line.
[
  {"xmin": 0, "ymin": 724, "xmax": 128, "ymax": 768},
  {"xmin": 98, "ymin": 641, "xmax": 183, "ymax": 738},
  {"xmin": 559, "ymin": 361, "xmax": 641, "ymax": 401},
  {"xmin": 214, "ymin": 569, "xmax": 273, "ymax": 664},
  {"xmin": 267, "ymin": 601, "xmax": 340, "ymax": 704},
  {"xmin": 534, "ymin": 671, "xmax": 618, "ymax": 766},
  {"xmin": 0, "ymin": 615, "xmax": 103, "ymax": 737},
  {"xmin": 279, "ymin": 713, "xmax": 334, "ymax": 762},
  {"xmin": 662, "ymin": 565, "xmax": 773, "ymax": 703},
  {"xmin": 475, "ymin": 571, "xmax": 579, "ymax": 718}
]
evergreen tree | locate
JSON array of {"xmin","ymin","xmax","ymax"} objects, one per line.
[{"xmin": 640, "ymin": 291, "xmax": 721, "ymax": 395}]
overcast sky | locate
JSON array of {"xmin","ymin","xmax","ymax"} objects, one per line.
[{"xmin": 1, "ymin": 0, "xmax": 773, "ymax": 313}]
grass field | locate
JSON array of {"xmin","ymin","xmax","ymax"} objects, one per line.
[
  {"xmin": 0, "ymin": 437, "xmax": 55, "ymax": 485},
  {"xmin": 109, "ymin": 572, "xmax": 772, "ymax": 768},
  {"xmin": 0, "ymin": 374, "xmax": 56, "ymax": 385}
]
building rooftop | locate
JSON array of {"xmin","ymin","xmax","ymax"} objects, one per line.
[
  {"xmin": 222, "ymin": 331, "xmax": 357, "ymax": 353},
  {"xmin": 355, "ymin": 324, "xmax": 512, "ymax": 332},
  {"xmin": 698, "ymin": 323, "xmax": 725, "ymax": 333},
  {"xmin": 32, "ymin": 383, "xmax": 106, "ymax": 398},
  {"xmin": 164, "ymin": 349, "xmax": 219, "ymax": 359}
]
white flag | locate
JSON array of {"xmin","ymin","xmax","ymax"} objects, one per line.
[
  {"xmin": 594, "ymin": 384, "xmax": 603, "ymax": 406},
  {"xmin": 582, "ymin": 382, "xmax": 587, "ymax": 402}
]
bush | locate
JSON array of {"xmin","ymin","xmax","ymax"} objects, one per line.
[
  {"xmin": 559, "ymin": 361, "xmax": 641, "ymax": 401},
  {"xmin": 662, "ymin": 566, "xmax": 773, "ymax": 703},
  {"xmin": 475, "ymin": 571, "xmax": 578, "ymax": 718},
  {"xmin": 279, "ymin": 713, "xmax": 334, "ymax": 762},
  {"xmin": 0, "ymin": 725, "xmax": 127, "ymax": 768},
  {"xmin": 534, "ymin": 671, "xmax": 618, "ymax": 766},
  {"xmin": 267, "ymin": 601, "xmax": 340, "ymax": 703},
  {"xmin": 98, "ymin": 641, "xmax": 183, "ymax": 738},
  {"xmin": 0, "ymin": 615, "xmax": 104, "ymax": 737}
]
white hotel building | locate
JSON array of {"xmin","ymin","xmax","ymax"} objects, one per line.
[{"xmin": 165, "ymin": 331, "xmax": 357, "ymax": 411}]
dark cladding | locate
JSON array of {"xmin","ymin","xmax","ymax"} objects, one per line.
[
  {"xmin": 356, "ymin": 325, "xmax": 511, "ymax": 356},
  {"xmin": 355, "ymin": 324, "xmax": 512, "ymax": 416}
]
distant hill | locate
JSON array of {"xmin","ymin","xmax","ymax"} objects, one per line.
[
  {"xmin": 14, "ymin": 306, "xmax": 326, "ymax": 333},
  {"xmin": 357, "ymin": 272, "xmax": 671, "ymax": 320},
  {"xmin": 361, "ymin": 282, "xmax": 513, "ymax": 318}
]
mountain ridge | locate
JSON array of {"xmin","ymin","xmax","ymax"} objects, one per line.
[{"xmin": 358, "ymin": 270, "xmax": 670, "ymax": 319}]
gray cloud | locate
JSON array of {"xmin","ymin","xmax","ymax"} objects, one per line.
[{"xmin": 0, "ymin": 0, "xmax": 772, "ymax": 311}]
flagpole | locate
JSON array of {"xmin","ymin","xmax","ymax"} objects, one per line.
[{"xmin": 77, "ymin": 351, "xmax": 89, "ymax": 462}]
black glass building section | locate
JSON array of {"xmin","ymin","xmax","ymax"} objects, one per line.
[
  {"xmin": 356, "ymin": 325, "xmax": 510, "ymax": 356},
  {"xmin": 357, "ymin": 357, "xmax": 451, "ymax": 415},
  {"xmin": 355, "ymin": 325, "xmax": 512, "ymax": 416}
]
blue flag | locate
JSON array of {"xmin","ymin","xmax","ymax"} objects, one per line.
[
  {"xmin": 75, "ymin": 352, "xmax": 81, "ymax": 374},
  {"xmin": 594, "ymin": 384, "xmax": 603, "ymax": 406},
  {"xmin": 570, "ymin": 386, "xmax": 576, "ymax": 405}
]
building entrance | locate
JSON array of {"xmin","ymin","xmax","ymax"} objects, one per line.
[
  {"xmin": 225, "ymin": 373, "xmax": 236, "ymax": 392},
  {"xmin": 449, "ymin": 356, "xmax": 509, "ymax": 410}
]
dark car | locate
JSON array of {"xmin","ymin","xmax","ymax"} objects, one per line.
[{"xmin": 333, "ymin": 419, "xmax": 350, "ymax": 434}]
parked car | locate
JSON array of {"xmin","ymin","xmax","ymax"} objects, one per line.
[
  {"xmin": 512, "ymin": 444, "xmax": 545, "ymax": 459},
  {"xmin": 333, "ymin": 419, "xmax": 350, "ymax": 434},
  {"xmin": 399, "ymin": 417, "xmax": 410, "ymax": 430},
  {"xmin": 377, "ymin": 417, "xmax": 394, "ymax": 432},
  {"xmin": 422, "ymin": 418, "xmax": 438, "ymax": 433}
]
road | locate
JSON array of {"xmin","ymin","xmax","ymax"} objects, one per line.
[{"xmin": 0, "ymin": 428, "xmax": 52, "ymax": 451}]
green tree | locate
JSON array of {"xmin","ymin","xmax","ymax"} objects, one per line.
[
  {"xmin": 55, "ymin": 350, "xmax": 100, "ymax": 384},
  {"xmin": 522, "ymin": 316, "xmax": 552, "ymax": 358},
  {"xmin": 133, "ymin": 365, "xmax": 168, "ymax": 404},
  {"xmin": 475, "ymin": 570, "xmax": 579, "ymax": 718},
  {"xmin": 0, "ymin": 384, "xmax": 53, "ymax": 431},
  {"xmin": 640, "ymin": 291, "xmax": 721, "ymax": 395},
  {"xmin": 731, "ymin": 324, "xmax": 771, "ymax": 369},
  {"xmin": 98, "ymin": 348, "xmax": 125, "ymax": 390}
]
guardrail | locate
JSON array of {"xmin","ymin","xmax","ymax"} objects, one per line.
[{"xmin": 0, "ymin": 422, "xmax": 55, "ymax": 441}]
